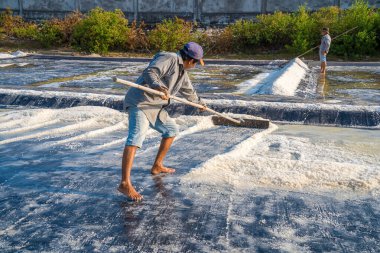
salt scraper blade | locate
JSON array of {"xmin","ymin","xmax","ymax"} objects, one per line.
[{"xmin": 211, "ymin": 116, "xmax": 270, "ymax": 129}]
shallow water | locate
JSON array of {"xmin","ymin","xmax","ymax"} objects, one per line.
[
  {"xmin": 1, "ymin": 57, "xmax": 379, "ymax": 105},
  {"xmin": 0, "ymin": 57, "xmax": 265, "ymax": 93},
  {"xmin": 317, "ymin": 66, "xmax": 380, "ymax": 105}
]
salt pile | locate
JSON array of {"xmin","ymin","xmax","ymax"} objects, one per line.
[
  {"xmin": 238, "ymin": 57, "xmax": 309, "ymax": 96},
  {"xmin": 0, "ymin": 62, "xmax": 31, "ymax": 68},
  {"xmin": 0, "ymin": 50, "xmax": 28, "ymax": 59},
  {"xmin": 182, "ymin": 125, "xmax": 380, "ymax": 194}
]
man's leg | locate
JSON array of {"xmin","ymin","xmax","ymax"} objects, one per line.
[
  {"xmin": 320, "ymin": 54, "xmax": 327, "ymax": 74},
  {"xmin": 118, "ymin": 107, "xmax": 149, "ymax": 201},
  {"xmin": 151, "ymin": 117, "xmax": 179, "ymax": 175},
  {"xmin": 321, "ymin": 61, "xmax": 326, "ymax": 74},
  {"xmin": 151, "ymin": 137, "xmax": 176, "ymax": 175},
  {"xmin": 118, "ymin": 146, "xmax": 143, "ymax": 201}
]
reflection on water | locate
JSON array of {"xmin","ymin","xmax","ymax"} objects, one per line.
[
  {"xmin": 313, "ymin": 66, "xmax": 380, "ymax": 105},
  {"xmin": 189, "ymin": 65, "xmax": 263, "ymax": 93},
  {"xmin": 317, "ymin": 73, "xmax": 327, "ymax": 98}
]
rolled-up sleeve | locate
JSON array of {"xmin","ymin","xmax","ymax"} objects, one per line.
[
  {"xmin": 179, "ymin": 73, "xmax": 205, "ymax": 106},
  {"xmin": 142, "ymin": 55, "xmax": 175, "ymax": 89}
]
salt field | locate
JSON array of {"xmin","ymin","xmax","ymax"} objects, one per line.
[
  {"xmin": 0, "ymin": 55, "xmax": 379, "ymax": 105},
  {"xmin": 0, "ymin": 54, "xmax": 379, "ymax": 252}
]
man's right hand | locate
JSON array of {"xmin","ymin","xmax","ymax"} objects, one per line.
[
  {"xmin": 156, "ymin": 86, "xmax": 169, "ymax": 100},
  {"xmin": 199, "ymin": 105, "xmax": 207, "ymax": 112}
]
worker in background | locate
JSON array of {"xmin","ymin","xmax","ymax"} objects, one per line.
[{"xmin": 320, "ymin": 27, "xmax": 331, "ymax": 74}]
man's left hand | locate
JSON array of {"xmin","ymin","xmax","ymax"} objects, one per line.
[{"xmin": 156, "ymin": 86, "xmax": 169, "ymax": 100}]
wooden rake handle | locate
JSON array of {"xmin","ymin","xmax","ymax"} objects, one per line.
[{"xmin": 113, "ymin": 77, "xmax": 241, "ymax": 125}]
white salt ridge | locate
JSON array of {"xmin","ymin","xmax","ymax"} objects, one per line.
[
  {"xmin": 237, "ymin": 72, "xmax": 271, "ymax": 94},
  {"xmin": 0, "ymin": 63, "xmax": 14, "ymax": 68},
  {"xmin": 207, "ymin": 97, "xmax": 380, "ymax": 113},
  {"xmin": 174, "ymin": 116, "xmax": 214, "ymax": 140},
  {"xmin": 0, "ymin": 109, "xmax": 56, "ymax": 130},
  {"xmin": 182, "ymin": 122, "xmax": 278, "ymax": 184},
  {"xmin": 0, "ymin": 50, "xmax": 28, "ymax": 59},
  {"xmin": 0, "ymin": 88, "xmax": 123, "ymax": 102},
  {"xmin": 0, "ymin": 106, "xmax": 214, "ymax": 153},
  {"xmin": 1, "ymin": 87, "xmax": 378, "ymax": 128},
  {"xmin": 0, "ymin": 62, "xmax": 31, "ymax": 68},
  {"xmin": 0, "ymin": 119, "xmax": 61, "ymax": 135},
  {"xmin": 44, "ymin": 122, "xmax": 127, "ymax": 148},
  {"xmin": 0, "ymin": 118, "xmax": 98, "ymax": 145},
  {"xmin": 2, "ymin": 88, "xmax": 378, "ymax": 114},
  {"xmin": 88, "ymin": 138, "xmax": 126, "ymax": 152},
  {"xmin": 238, "ymin": 58, "xmax": 309, "ymax": 96},
  {"xmin": 0, "ymin": 106, "xmax": 127, "ymax": 145},
  {"xmin": 182, "ymin": 130, "xmax": 380, "ymax": 193},
  {"xmin": 0, "ymin": 118, "xmax": 26, "ymax": 129},
  {"xmin": 12, "ymin": 50, "xmax": 28, "ymax": 57},
  {"xmin": 0, "ymin": 106, "xmax": 124, "ymax": 130}
]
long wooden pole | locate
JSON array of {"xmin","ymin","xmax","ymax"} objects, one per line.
[
  {"xmin": 296, "ymin": 26, "xmax": 359, "ymax": 59},
  {"xmin": 113, "ymin": 77, "xmax": 241, "ymax": 125}
]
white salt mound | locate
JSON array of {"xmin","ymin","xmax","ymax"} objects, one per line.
[
  {"xmin": 0, "ymin": 50, "xmax": 28, "ymax": 59},
  {"xmin": 238, "ymin": 57, "xmax": 309, "ymax": 96},
  {"xmin": 182, "ymin": 127, "xmax": 380, "ymax": 194},
  {"xmin": 12, "ymin": 50, "xmax": 28, "ymax": 57}
]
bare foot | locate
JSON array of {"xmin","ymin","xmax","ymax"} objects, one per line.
[
  {"xmin": 151, "ymin": 164, "xmax": 176, "ymax": 175},
  {"xmin": 118, "ymin": 182, "xmax": 143, "ymax": 201}
]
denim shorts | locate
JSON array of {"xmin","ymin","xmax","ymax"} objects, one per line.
[
  {"xmin": 320, "ymin": 53, "xmax": 327, "ymax": 62},
  {"xmin": 125, "ymin": 106, "xmax": 179, "ymax": 148}
]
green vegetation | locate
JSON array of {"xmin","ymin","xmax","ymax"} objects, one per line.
[
  {"xmin": 0, "ymin": 0, "xmax": 379, "ymax": 58},
  {"xmin": 148, "ymin": 17, "xmax": 194, "ymax": 51},
  {"xmin": 71, "ymin": 8, "xmax": 129, "ymax": 53},
  {"xmin": 37, "ymin": 12, "xmax": 83, "ymax": 48},
  {"xmin": 286, "ymin": 5, "xmax": 316, "ymax": 53},
  {"xmin": 227, "ymin": 0, "xmax": 379, "ymax": 58},
  {"xmin": 330, "ymin": 0, "xmax": 378, "ymax": 57},
  {"xmin": 37, "ymin": 21, "xmax": 64, "ymax": 47}
]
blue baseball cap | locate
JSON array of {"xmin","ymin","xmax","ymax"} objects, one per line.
[{"xmin": 183, "ymin": 42, "xmax": 205, "ymax": 66}]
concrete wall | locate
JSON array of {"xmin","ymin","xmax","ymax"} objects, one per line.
[
  {"xmin": 266, "ymin": 0, "xmax": 337, "ymax": 12},
  {"xmin": 1, "ymin": 0, "xmax": 379, "ymax": 24}
]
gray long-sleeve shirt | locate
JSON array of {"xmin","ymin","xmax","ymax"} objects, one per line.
[
  {"xmin": 123, "ymin": 52, "xmax": 204, "ymax": 124},
  {"xmin": 320, "ymin": 34, "xmax": 331, "ymax": 54}
]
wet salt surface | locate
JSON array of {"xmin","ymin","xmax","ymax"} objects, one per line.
[
  {"xmin": 0, "ymin": 106, "xmax": 379, "ymax": 252},
  {"xmin": 318, "ymin": 66, "xmax": 380, "ymax": 104},
  {"xmin": 0, "ymin": 58, "xmax": 130, "ymax": 87},
  {"xmin": 0, "ymin": 57, "xmax": 264, "ymax": 93}
]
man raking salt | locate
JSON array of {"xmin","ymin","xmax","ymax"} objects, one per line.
[{"xmin": 118, "ymin": 42, "xmax": 206, "ymax": 201}]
